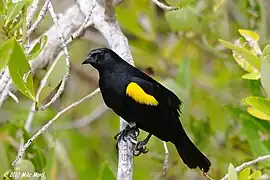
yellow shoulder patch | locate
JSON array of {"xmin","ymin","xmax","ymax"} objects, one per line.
[{"xmin": 126, "ymin": 82, "xmax": 158, "ymax": 106}]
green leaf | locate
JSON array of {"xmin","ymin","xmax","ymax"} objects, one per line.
[
  {"xmin": 247, "ymin": 107, "xmax": 270, "ymax": 121},
  {"xmin": 261, "ymin": 56, "xmax": 270, "ymax": 98},
  {"xmin": 98, "ymin": 162, "xmax": 116, "ymax": 180},
  {"xmin": 38, "ymin": 54, "xmax": 67, "ymax": 103},
  {"xmin": 7, "ymin": 39, "xmax": 35, "ymax": 100},
  {"xmin": 5, "ymin": 1, "xmax": 25, "ymax": 26},
  {"xmin": 228, "ymin": 163, "xmax": 237, "ymax": 180},
  {"xmin": 241, "ymin": 114, "xmax": 270, "ymax": 156},
  {"xmin": 262, "ymin": 44, "xmax": 270, "ymax": 56},
  {"xmin": 7, "ymin": 15, "xmax": 23, "ymax": 37},
  {"xmin": 218, "ymin": 39, "xmax": 261, "ymax": 70},
  {"xmin": 238, "ymin": 168, "xmax": 250, "ymax": 180},
  {"xmin": 15, "ymin": 159, "xmax": 35, "ymax": 172},
  {"xmin": 165, "ymin": 6, "xmax": 200, "ymax": 32},
  {"xmin": 249, "ymin": 170, "xmax": 261, "ymax": 180},
  {"xmin": 0, "ymin": 39, "xmax": 13, "ymax": 70},
  {"xmin": 241, "ymin": 72, "xmax": 261, "ymax": 80},
  {"xmin": 27, "ymin": 35, "xmax": 48, "ymax": 60},
  {"xmin": 239, "ymin": 29, "xmax": 259, "ymax": 41},
  {"xmin": 244, "ymin": 96, "xmax": 270, "ymax": 117}
]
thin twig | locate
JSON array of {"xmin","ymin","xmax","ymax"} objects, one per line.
[
  {"xmin": 162, "ymin": 141, "xmax": 169, "ymax": 176},
  {"xmin": 66, "ymin": 8, "xmax": 94, "ymax": 45},
  {"xmin": 26, "ymin": 0, "xmax": 41, "ymax": 28},
  {"xmin": 151, "ymin": 0, "xmax": 178, "ymax": 11},
  {"xmin": 56, "ymin": 103, "xmax": 107, "ymax": 130},
  {"xmin": 27, "ymin": 0, "xmax": 50, "ymax": 37},
  {"xmin": 38, "ymin": 1, "xmax": 71, "ymax": 111},
  {"xmin": 8, "ymin": 92, "xmax": 19, "ymax": 103},
  {"xmin": 12, "ymin": 88, "xmax": 100, "ymax": 166},
  {"xmin": 24, "ymin": 102, "xmax": 36, "ymax": 132},
  {"xmin": 0, "ymin": 80, "xmax": 12, "ymax": 107},
  {"xmin": 0, "ymin": 69, "xmax": 10, "ymax": 93},
  {"xmin": 221, "ymin": 155, "xmax": 270, "ymax": 180}
]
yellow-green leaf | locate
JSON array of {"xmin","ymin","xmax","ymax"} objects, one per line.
[
  {"xmin": 247, "ymin": 107, "xmax": 270, "ymax": 121},
  {"xmin": 233, "ymin": 52, "xmax": 257, "ymax": 73},
  {"xmin": 219, "ymin": 39, "xmax": 260, "ymax": 70},
  {"xmin": 5, "ymin": 1, "xmax": 25, "ymax": 26},
  {"xmin": 238, "ymin": 168, "xmax": 250, "ymax": 180},
  {"xmin": 249, "ymin": 170, "xmax": 261, "ymax": 180},
  {"xmin": 261, "ymin": 54, "xmax": 270, "ymax": 98},
  {"xmin": 38, "ymin": 54, "xmax": 67, "ymax": 104},
  {"xmin": 228, "ymin": 163, "xmax": 237, "ymax": 180},
  {"xmin": 239, "ymin": 29, "xmax": 259, "ymax": 41},
  {"xmin": 262, "ymin": 44, "xmax": 270, "ymax": 56},
  {"xmin": 244, "ymin": 96, "xmax": 270, "ymax": 117},
  {"xmin": 0, "ymin": 39, "xmax": 13, "ymax": 70},
  {"xmin": 7, "ymin": 39, "xmax": 35, "ymax": 100},
  {"xmin": 27, "ymin": 35, "xmax": 48, "ymax": 60},
  {"xmin": 242, "ymin": 72, "xmax": 261, "ymax": 80}
]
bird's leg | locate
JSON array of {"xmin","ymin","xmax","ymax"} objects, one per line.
[
  {"xmin": 133, "ymin": 133, "xmax": 152, "ymax": 156},
  {"xmin": 114, "ymin": 123, "xmax": 139, "ymax": 150},
  {"xmin": 202, "ymin": 171, "xmax": 213, "ymax": 180}
]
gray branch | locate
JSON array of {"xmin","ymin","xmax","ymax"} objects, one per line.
[{"xmin": 78, "ymin": 1, "xmax": 135, "ymax": 179}]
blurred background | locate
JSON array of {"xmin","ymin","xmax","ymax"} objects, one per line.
[{"xmin": 1, "ymin": 0, "xmax": 270, "ymax": 179}]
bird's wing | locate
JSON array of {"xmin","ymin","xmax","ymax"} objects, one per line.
[{"xmin": 126, "ymin": 77, "xmax": 181, "ymax": 112}]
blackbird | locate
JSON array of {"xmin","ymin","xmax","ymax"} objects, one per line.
[{"xmin": 82, "ymin": 48, "xmax": 211, "ymax": 172}]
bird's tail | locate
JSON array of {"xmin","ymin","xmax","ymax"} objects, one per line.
[{"xmin": 173, "ymin": 133, "xmax": 211, "ymax": 172}]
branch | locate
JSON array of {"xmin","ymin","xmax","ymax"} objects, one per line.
[
  {"xmin": 55, "ymin": 103, "xmax": 108, "ymax": 130},
  {"xmin": 151, "ymin": 0, "xmax": 178, "ymax": 11},
  {"xmin": 78, "ymin": 0, "xmax": 135, "ymax": 179},
  {"xmin": 26, "ymin": 0, "xmax": 40, "ymax": 28},
  {"xmin": 12, "ymin": 88, "xmax": 100, "ymax": 166},
  {"xmin": 27, "ymin": 0, "xmax": 50, "ymax": 38},
  {"xmin": 162, "ymin": 141, "xmax": 169, "ymax": 175},
  {"xmin": 221, "ymin": 155, "xmax": 270, "ymax": 180}
]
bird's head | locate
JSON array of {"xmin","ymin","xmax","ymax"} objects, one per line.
[{"xmin": 81, "ymin": 48, "xmax": 117, "ymax": 70}]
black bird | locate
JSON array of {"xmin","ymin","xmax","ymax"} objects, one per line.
[{"xmin": 82, "ymin": 48, "xmax": 211, "ymax": 172}]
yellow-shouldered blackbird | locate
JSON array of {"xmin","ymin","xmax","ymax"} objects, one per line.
[{"xmin": 82, "ymin": 48, "xmax": 211, "ymax": 172}]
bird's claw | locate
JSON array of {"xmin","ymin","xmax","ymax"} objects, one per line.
[
  {"xmin": 133, "ymin": 140, "xmax": 149, "ymax": 156},
  {"xmin": 114, "ymin": 125, "xmax": 139, "ymax": 150}
]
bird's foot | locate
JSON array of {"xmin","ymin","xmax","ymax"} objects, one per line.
[
  {"xmin": 114, "ymin": 124, "xmax": 139, "ymax": 149},
  {"xmin": 133, "ymin": 140, "xmax": 149, "ymax": 156},
  {"xmin": 133, "ymin": 133, "xmax": 152, "ymax": 156}
]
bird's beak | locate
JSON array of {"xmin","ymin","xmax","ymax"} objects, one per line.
[{"xmin": 81, "ymin": 57, "xmax": 93, "ymax": 65}]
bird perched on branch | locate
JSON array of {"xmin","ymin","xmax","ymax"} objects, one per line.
[{"xmin": 82, "ymin": 48, "xmax": 211, "ymax": 173}]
